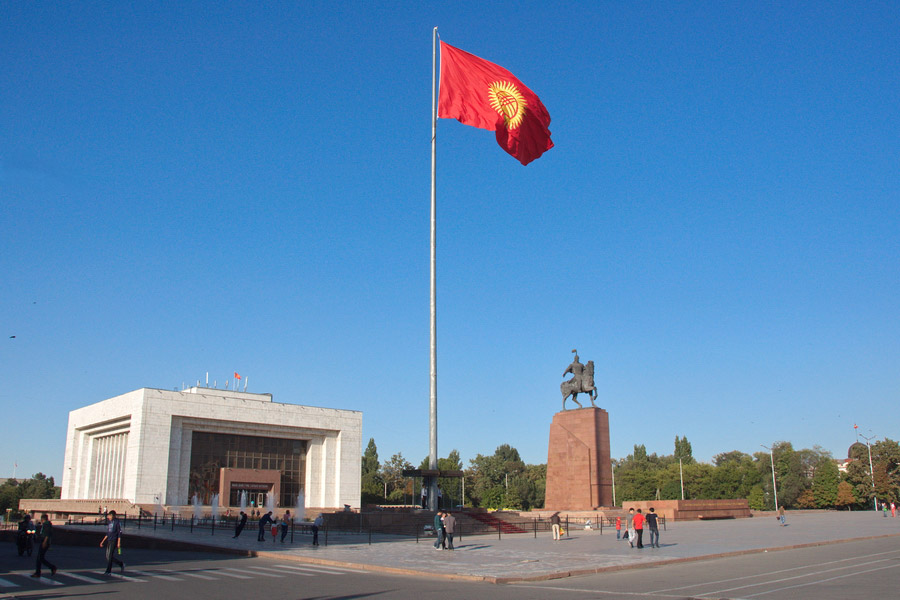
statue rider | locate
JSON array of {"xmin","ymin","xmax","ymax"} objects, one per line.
[{"xmin": 563, "ymin": 350, "xmax": 583, "ymax": 391}]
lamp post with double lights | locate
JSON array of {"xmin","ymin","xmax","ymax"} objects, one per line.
[
  {"xmin": 859, "ymin": 431, "xmax": 878, "ymax": 511},
  {"xmin": 760, "ymin": 444, "xmax": 779, "ymax": 512}
]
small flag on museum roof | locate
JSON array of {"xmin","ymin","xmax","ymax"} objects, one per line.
[
  {"xmin": 438, "ymin": 41, "xmax": 553, "ymax": 165},
  {"xmin": 234, "ymin": 372, "xmax": 241, "ymax": 380}
]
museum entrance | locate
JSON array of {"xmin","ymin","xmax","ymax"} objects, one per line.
[{"xmin": 189, "ymin": 431, "xmax": 306, "ymax": 507}]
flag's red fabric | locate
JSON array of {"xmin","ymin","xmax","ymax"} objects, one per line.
[
  {"xmin": 234, "ymin": 372, "xmax": 241, "ymax": 379},
  {"xmin": 438, "ymin": 41, "xmax": 553, "ymax": 165}
]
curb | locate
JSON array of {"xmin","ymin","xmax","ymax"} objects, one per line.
[{"xmin": 45, "ymin": 528, "xmax": 900, "ymax": 585}]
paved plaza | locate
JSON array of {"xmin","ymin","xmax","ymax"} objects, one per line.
[{"xmin": 65, "ymin": 510, "xmax": 900, "ymax": 583}]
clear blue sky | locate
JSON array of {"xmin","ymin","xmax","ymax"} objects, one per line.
[{"xmin": 3, "ymin": 2, "xmax": 898, "ymax": 482}]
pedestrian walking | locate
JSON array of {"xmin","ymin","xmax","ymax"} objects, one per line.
[
  {"xmin": 615, "ymin": 515, "xmax": 622, "ymax": 539},
  {"xmin": 233, "ymin": 511, "xmax": 247, "ymax": 538},
  {"xmin": 623, "ymin": 508, "xmax": 635, "ymax": 546},
  {"xmin": 31, "ymin": 514, "xmax": 57, "ymax": 578},
  {"xmin": 891, "ymin": 502, "xmax": 896, "ymax": 518},
  {"xmin": 258, "ymin": 511, "xmax": 274, "ymax": 541},
  {"xmin": 550, "ymin": 512, "xmax": 561, "ymax": 541},
  {"xmin": 99, "ymin": 510, "xmax": 125, "ymax": 574},
  {"xmin": 421, "ymin": 484, "xmax": 428, "ymax": 509},
  {"xmin": 443, "ymin": 512, "xmax": 456, "ymax": 550},
  {"xmin": 778, "ymin": 505, "xmax": 786, "ymax": 526},
  {"xmin": 633, "ymin": 509, "xmax": 645, "ymax": 549},
  {"xmin": 646, "ymin": 507, "xmax": 660, "ymax": 548}
]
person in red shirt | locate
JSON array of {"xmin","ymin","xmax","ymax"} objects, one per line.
[{"xmin": 632, "ymin": 509, "xmax": 645, "ymax": 548}]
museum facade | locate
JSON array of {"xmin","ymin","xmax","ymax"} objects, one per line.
[{"xmin": 60, "ymin": 386, "xmax": 361, "ymax": 511}]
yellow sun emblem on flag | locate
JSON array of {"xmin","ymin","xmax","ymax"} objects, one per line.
[{"xmin": 488, "ymin": 81, "xmax": 527, "ymax": 129}]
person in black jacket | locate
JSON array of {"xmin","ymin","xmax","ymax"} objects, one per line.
[
  {"xmin": 646, "ymin": 507, "xmax": 660, "ymax": 548},
  {"xmin": 233, "ymin": 511, "xmax": 248, "ymax": 538},
  {"xmin": 257, "ymin": 511, "xmax": 273, "ymax": 541}
]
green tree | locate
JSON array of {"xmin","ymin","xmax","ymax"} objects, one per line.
[
  {"xmin": 674, "ymin": 436, "xmax": 694, "ymax": 465},
  {"xmin": 811, "ymin": 458, "xmax": 840, "ymax": 508},
  {"xmin": 747, "ymin": 486, "xmax": 766, "ymax": 510},
  {"xmin": 360, "ymin": 438, "xmax": 383, "ymax": 505},
  {"xmin": 0, "ymin": 474, "xmax": 59, "ymax": 518},
  {"xmin": 835, "ymin": 481, "xmax": 857, "ymax": 510},
  {"xmin": 362, "ymin": 438, "xmax": 379, "ymax": 476},
  {"xmin": 381, "ymin": 453, "xmax": 413, "ymax": 504}
]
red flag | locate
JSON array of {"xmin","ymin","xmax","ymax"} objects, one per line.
[
  {"xmin": 234, "ymin": 372, "xmax": 241, "ymax": 380},
  {"xmin": 438, "ymin": 41, "xmax": 553, "ymax": 165}
]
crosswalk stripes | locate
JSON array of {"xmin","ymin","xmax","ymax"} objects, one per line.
[
  {"xmin": 203, "ymin": 569, "xmax": 252, "ymax": 579},
  {"xmin": 59, "ymin": 572, "xmax": 105, "ymax": 584},
  {"xmin": 0, "ymin": 563, "xmax": 354, "ymax": 588},
  {"xmin": 176, "ymin": 570, "xmax": 218, "ymax": 580},
  {"xmin": 276, "ymin": 563, "xmax": 366, "ymax": 575},
  {"xmin": 255, "ymin": 565, "xmax": 313, "ymax": 576},
  {"xmin": 98, "ymin": 571, "xmax": 148, "ymax": 582},
  {"xmin": 222, "ymin": 567, "xmax": 283, "ymax": 578},
  {"xmin": 128, "ymin": 569, "xmax": 184, "ymax": 581}
]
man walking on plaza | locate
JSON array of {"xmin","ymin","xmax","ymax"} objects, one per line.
[
  {"xmin": 633, "ymin": 508, "xmax": 645, "ymax": 549},
  {"xmin": 99, "ymin": 510, "xmax": 125, "ymax": 574},
  {"xmin": 646, "ymin": 507, "xmax": 660, "ymax": 548},
  {"xmin": 31, "ymin": 514, "xmax": 57, "ymax": 578},
  {"xmin": 550, "ymin": 512, "xmax": 561, "ymax": 540}
]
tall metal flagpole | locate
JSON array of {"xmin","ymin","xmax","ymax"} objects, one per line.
[{"xmin": 428, "ymin": 26, "xmax": 438, "ymax": 511}]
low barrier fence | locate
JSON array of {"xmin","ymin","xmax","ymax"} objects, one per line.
[{"xmin": 54, "ymin": 511, "xmax": 664, "ymax": 547}]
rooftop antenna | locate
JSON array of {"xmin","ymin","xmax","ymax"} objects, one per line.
[{"xmin": 243, "ymin": 376, "xmax": 248, "ymax": 392}]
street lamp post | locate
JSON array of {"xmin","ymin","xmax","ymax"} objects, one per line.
[
  {"xmin": 611, "ymin": 460, "xmax": 616, "ymax": 506},
  {"xmin": 761, "ymin": 444, "xmax": 779, "ymax": 512},
  {"xmin": 859, "ymin": 432, "xmax": 877, "ymax": 511}
]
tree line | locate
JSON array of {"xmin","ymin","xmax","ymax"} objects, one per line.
[
  {"xmin": 0, "ymin": 473, "xmax": 60, "ymax": 519},
  {"xmin": 361, "ymin": 436, "xmax": 900, "ymax": 511}
]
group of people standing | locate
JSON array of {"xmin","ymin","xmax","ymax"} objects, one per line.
[
  {"xmin": 615, "ymin": 507, "xmax": 661, "ymax": 549},
  {"xmin": 231, "ymin": 510, "xmax": 324, "ymax": 546},
  {"xmin": 432, "ymin": 511, "xmax": 456, "ymax": 550}
]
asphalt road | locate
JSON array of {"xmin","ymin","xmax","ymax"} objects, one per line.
[{"xmin": 1, "ymin": 536, "xmax": 897, "ymax": 599}]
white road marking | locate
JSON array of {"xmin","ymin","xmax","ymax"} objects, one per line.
[
  {"xmin": 61, "ymin": 572, "xmax": 106, "ymax": 584},
  {"xmin": 275, "ymin": 563, "xmax": 366, "ymax": 574},
  {"xmin": 128, "ymin": 569, "xmax": 184, "ymax": 581},
  {"xmin": 176, "ymin": 571, "xmax": 219, "ymax": 580},
  {"xmin": 254, "ymin": 566, "xmax": 312, "ymax": 576},
  {"xmin": 222, "ymin": 567, "xmax": 283, "ymax": 578},
  {"xmin": 742, "ymin": 563, "xmax": 899, "ymax": 598},
  {"xmin": 203, "ymin": 569, "xmax": 251, "ymax": 579}
]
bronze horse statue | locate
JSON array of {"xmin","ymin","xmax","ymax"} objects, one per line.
[{"xmin": 561, "ymin": 360, "xmax": 597, "ymax": 410}]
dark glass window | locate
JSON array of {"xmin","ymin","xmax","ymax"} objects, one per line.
[{"xmin": 188, "ymin": 431, "xmax": 307, "ymax": 507}]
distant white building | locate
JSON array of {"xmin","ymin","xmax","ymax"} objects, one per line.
[{"xmin": 60, "ymin": 387, "xmax": 362, "ymax": 510}]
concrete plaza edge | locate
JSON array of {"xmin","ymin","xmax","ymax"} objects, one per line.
[{"xmin": 55, "ymin": 512, "xmax": 900, "ymax": 585}]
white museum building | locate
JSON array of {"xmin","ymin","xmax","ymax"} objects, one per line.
[{"xmin": 60, "ymin": 386, "xmax": 362, "ymax": 511}]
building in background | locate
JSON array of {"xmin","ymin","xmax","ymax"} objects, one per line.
[{"xmin": 59, "ymin": 387, "xmax": 361, "ymax": 512}]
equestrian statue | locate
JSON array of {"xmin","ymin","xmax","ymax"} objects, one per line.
[{"xmin": 560, "ymin": 349, "xmax": 598, "ymax": 410}]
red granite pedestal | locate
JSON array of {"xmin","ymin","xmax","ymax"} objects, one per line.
[{"xmin": 544, "ymin": 407, "xmax": 612, "ymax": 510}]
